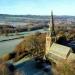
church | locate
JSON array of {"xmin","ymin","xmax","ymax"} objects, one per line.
[{"xmin": 45, "ymin": 11, "xmax": 75, "ymax": 64}]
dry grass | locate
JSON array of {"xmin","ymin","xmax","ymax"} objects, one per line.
[
  {"xmin": 14, "ymin": 33, "xmax": 46, "ymax": 59},
  {"xmin": 52, "ymin": 61, "xmax": 75, "ymax": 75},
  {"xmin": 14, "ymin": 33, "xmax": 46, "ymax": 52}
]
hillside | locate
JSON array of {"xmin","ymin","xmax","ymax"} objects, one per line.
[{"xmin": 0, "ymin": 14, "xmax": 75, "ymax": 23}]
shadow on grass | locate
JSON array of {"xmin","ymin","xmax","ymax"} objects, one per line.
[{"xmin": 15, "ymin": 59, "xmax": 53, "ymax": 75}]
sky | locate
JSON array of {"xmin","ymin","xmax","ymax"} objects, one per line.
[{"xmin": 0, "ymin": 0, "xmax": 75, "ymax": 15}]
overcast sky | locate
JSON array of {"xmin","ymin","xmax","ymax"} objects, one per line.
[{"xmin": 0, "ymin": 0, "xmax": 75, "ymax": 15}]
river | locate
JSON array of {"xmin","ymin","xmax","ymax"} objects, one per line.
[{"xmin": 0, "ymin": 29, "xmax": 47, "ymax": 57}]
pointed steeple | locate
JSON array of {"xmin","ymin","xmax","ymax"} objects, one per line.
[
  {"xmin": 51, "ymin": 11, "xmax": 56, "ymax": 36},
  {"xmin": 45, "ymin": 11, "xmax": 56, "ymax": 54},
  {"xmin": 51, "ymin": 11, "xmax": 54, "ymax": 32}
]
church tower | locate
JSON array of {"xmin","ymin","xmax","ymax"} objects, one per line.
[{"xmin": 45, "ymin": 11, "xmax": 56, "ymax": 54}]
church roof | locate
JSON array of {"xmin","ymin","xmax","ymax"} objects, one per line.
[{"xmin": 48, "ymin": 43, "xmax": 72, "ymax": 59}]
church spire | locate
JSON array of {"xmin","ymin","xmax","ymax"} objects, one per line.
[
  {"xmin": 45, "ymin": 11, "xmax": 56, "ymax": 54},
  {"xmin": 51, "ymin": 11, "xmax": 54, "ymax": 32},
  {"xmin": 51, "ymin": 11, "xmax": 56, "ymax": 37}
]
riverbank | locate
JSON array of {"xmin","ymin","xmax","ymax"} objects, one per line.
[
  {"xmin": 0, "ymin": 29, "xmax": 47, "ymax": 42},
  {"xmin": 0, "ymin": 36, "xmax": 24, "ymax": 42}
]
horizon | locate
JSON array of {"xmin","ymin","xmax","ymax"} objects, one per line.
[
  {"xmin": 0, "ymin": 13, "xmax": 75, "ymax": 16},
  {"xmin": 0, "ymin": 0, "xmax": 75, "ymax": 16}
]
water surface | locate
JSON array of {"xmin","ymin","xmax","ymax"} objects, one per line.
[{"xmin": 0, "ymin": 29, "xmax": 47, "ymax": 57}]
